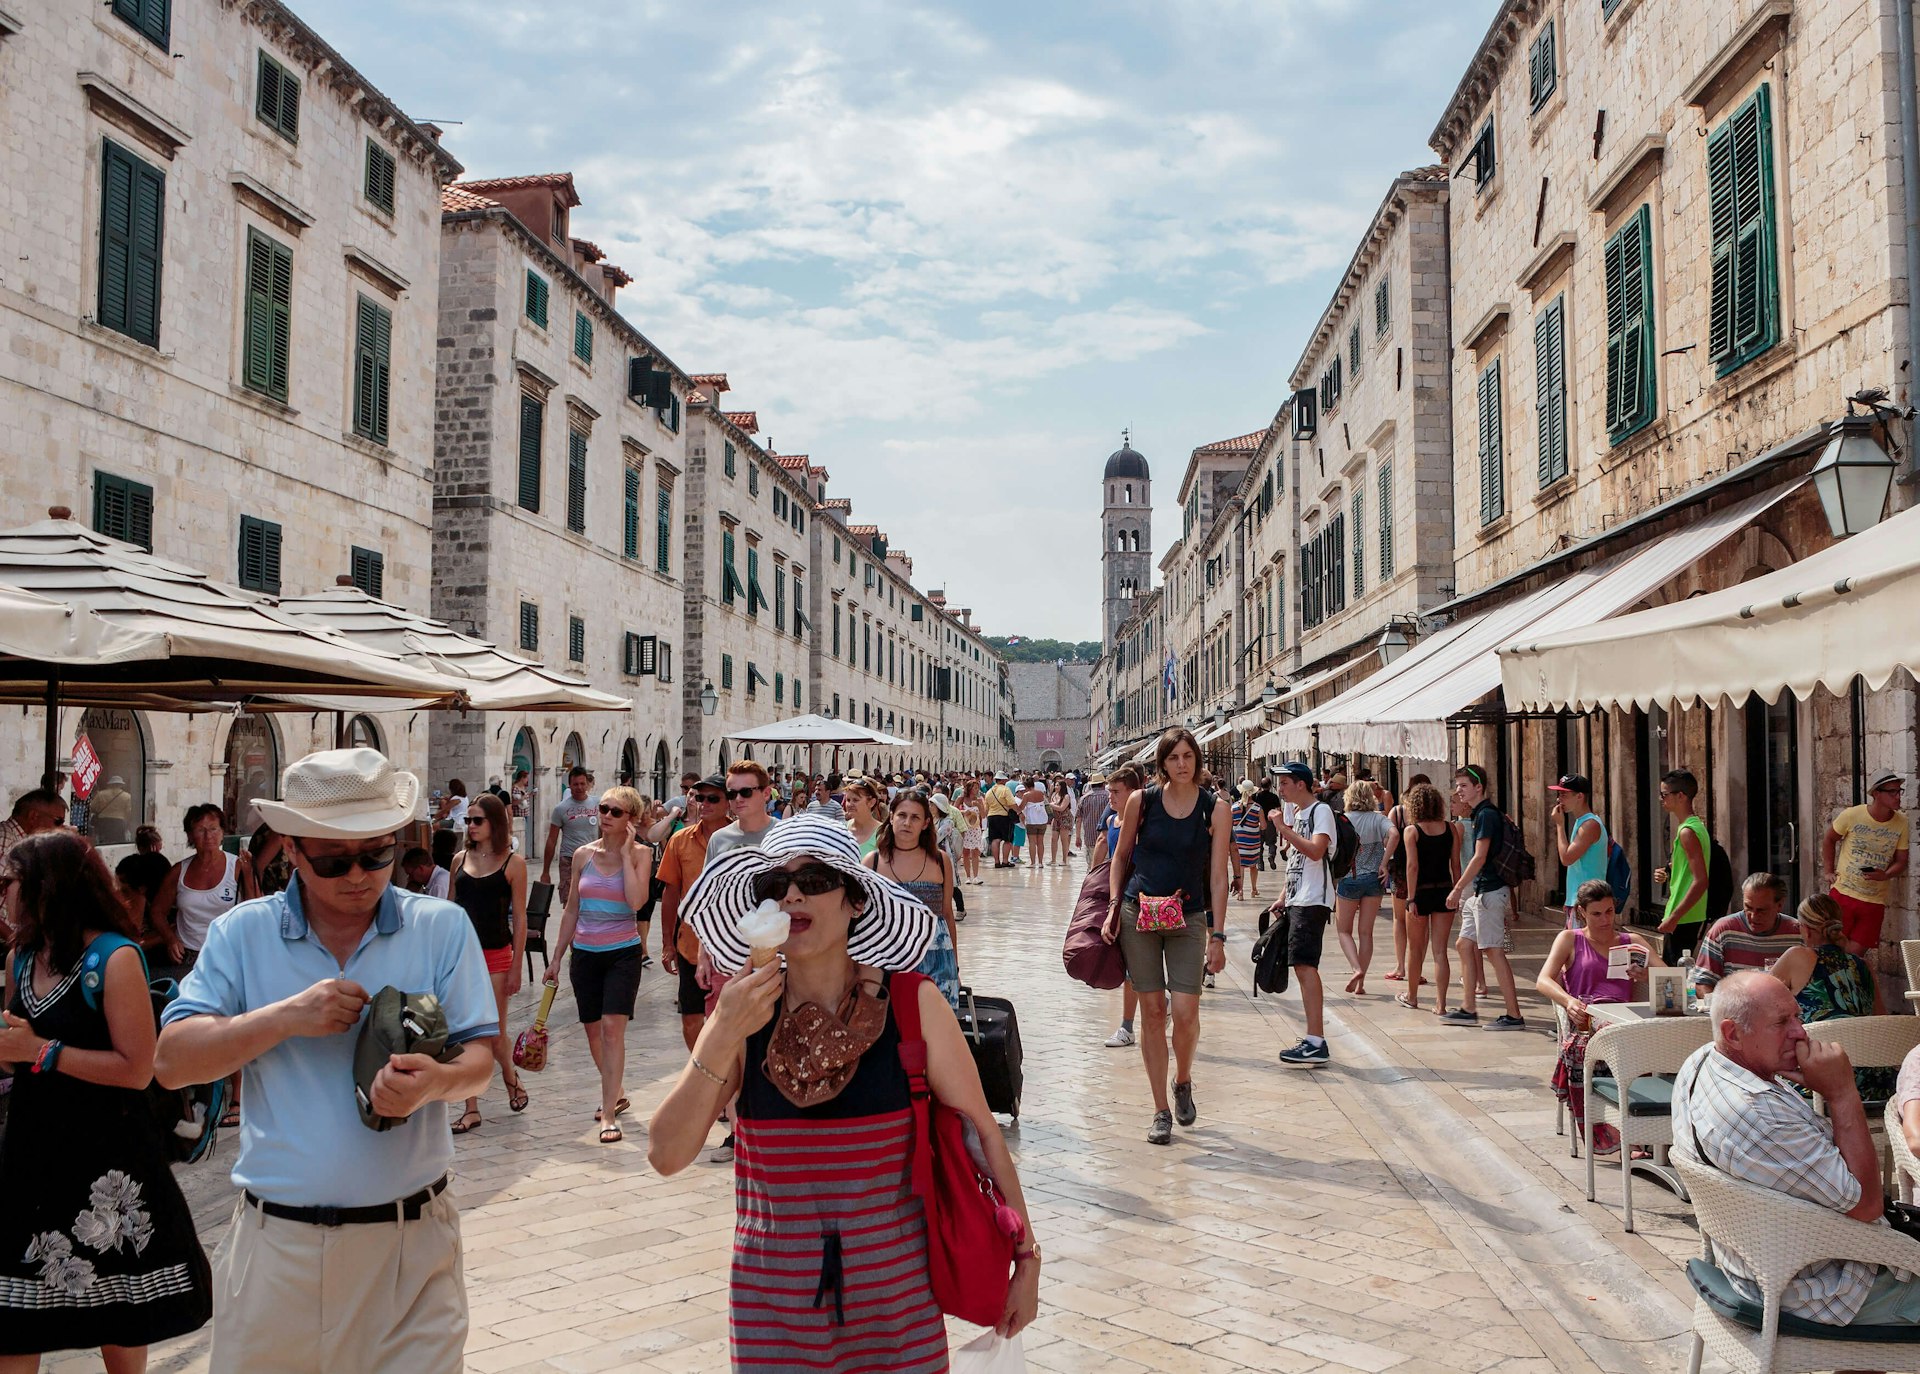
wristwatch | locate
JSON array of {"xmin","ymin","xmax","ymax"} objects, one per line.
[
  {"xmin": 1014, "ymin": 1241, "xmax": 1042, "ymax": 1265},
  {"xmin": 1208, "ymin": 931, "xmax": 1226, "ymax": 942}
]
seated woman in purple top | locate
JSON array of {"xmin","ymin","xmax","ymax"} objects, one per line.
[{"xmin": 1537, "ymin": 879, "xmax": 1660, "ymax": 1156}]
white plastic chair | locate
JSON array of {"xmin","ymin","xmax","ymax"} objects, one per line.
[
  {"xmin": 1583, "ymin": 1014, "xmax": 1713, "ymax": 1232},
  {"xmin": 1675, "ymin": 1153, "xmax": 1920, "ymax": 1374}
]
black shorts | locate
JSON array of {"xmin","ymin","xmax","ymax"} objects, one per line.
[
  {"xmin": 1286, "ymin": 905, "xmax": 1332, "ymax": 968},
  {"xmin": 986, "ymin": 813, "xmax": 1014, "ymax": 844},
  {"xmin": 676, "ymin": 959, "xmax": 705, "ymax": 1017},
  {"xmin": 569, "ymin": 945, "xmax": 641, "ymax": 1022}
]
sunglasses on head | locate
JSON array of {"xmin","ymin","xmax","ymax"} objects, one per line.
[
  {"xmin": 725, "ymin": 786, "xmax": 762, "ymax": 800},
  {"xmin": 598, "ymin": 804, "xmax": 627, "ymax": 817},
  {"xmin": 302, "ymin": 844, "xmax": 398, "ymax": 879},
  {"xmin": 750, "ymin": 864, "xmax": 849, "ymax": 904}
]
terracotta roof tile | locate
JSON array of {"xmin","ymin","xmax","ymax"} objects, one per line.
[
  {"xmin": 692, "ymin": 373, "xmax": 730, "ymax": 392},
  {"xmin": 571, "ymin": 237, "xmax": 604, "ymax": 262},
  {"xmin": 1194, "ymin": 429, "xmax": 1267, "ymax": 456},
  {"xmin": 441, "ymin": 185, "xmax": 499, "ymax": 212},
  {"xmin": 848, "ymin": 524, "xmax": 880, "ymax": 537},
  {"xmin": 822, "ymin": 498, "xmax": 852, "ymax": 512},
  {"xmin": 723, "ymin": 410, "xmax": 759, "ymax": 432},
  {"xmin": 776, "ymin": 456, "xmax": 808, "ymax": 471},
  {"xmin": 453, "ymin": 173, "xmax": 581, "ymax": 207}
]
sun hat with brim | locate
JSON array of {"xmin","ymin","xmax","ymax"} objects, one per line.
[
  {"xmin": 252, "ymin": 747, "xmax": 422, "ymax": 841},
  {"xmin": 684, "ymin": 813, "xmax": 938, "ymax": 975}
]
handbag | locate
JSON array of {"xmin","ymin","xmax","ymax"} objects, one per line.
[
  {"xmin": 891, "ymin": 971, "xmax": 1021, "ymax": 1328},
  {"xmin": 1134, "ymin": 891, "xmax": 1187, "ymax": 933},
  {"xmin": 513, "ymin": 984, "xmax": 558, "ymax": 1071},
  {"xmin": 354, "ymin": 987, "xmax": 460, "ymax": 1131},
  {"xmin": 1062, "ymin": 861, "xmax": 1126, "ymax": 989}
]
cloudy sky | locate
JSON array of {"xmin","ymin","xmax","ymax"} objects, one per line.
[{"xmin": 312, "ymin": 0, "xmax": 1496, "ymax": 642}]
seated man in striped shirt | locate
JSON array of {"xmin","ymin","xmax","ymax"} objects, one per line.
[{"xmin": 1691, "ymin": 871, "xmax": 1800, "ymax": 993}]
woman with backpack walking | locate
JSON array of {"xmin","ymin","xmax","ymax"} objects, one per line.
[
  {"xmin": 1103, "ymin": 728, "xmax": 1231, "ymax": 1145},
  {"xmin": 0, "ymin": 832, "xmax": 212, "ymax": 1368}
]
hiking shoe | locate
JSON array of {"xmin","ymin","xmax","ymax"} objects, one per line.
[
  {"xmin": 1278, "ymin": 1039, "xmax": 1330, "ymax": 1068},
  {"xmin": 1440, "ymin": 1008, "xmax": 1480, "ymax": 1024},
  {"xmin": 1147, "ymin": 1110, "xmax": 1173, "ymax": 1145},
  {"xmin": 1484, "ymin": 1015, "xmax": 1528, "ymax": 1032},
  {"xmin": 1104, "ymin": 1026, "xmax": 1136, "ymax": 1048},
  {"xmin": 1203, "ymin": 972, "xmax": 1217, "ymax": 990},
  {"xmin": 1172, "ymin": 1080, "xmax": 1196, "ymax": 1126},
  {"xmin": 709, "ymin": 1133, "xmax": 735, "ymax": 1163}
]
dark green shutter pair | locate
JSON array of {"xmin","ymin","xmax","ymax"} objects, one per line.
[
  {"xmin": 98, "ymin": 141, "xmax": 165, "ymax": 346},
  {"xmin": 1707, "ymin": 86, "xmax": 1779, "ymax": 375},
  {"xmin": 655, "ymin": 488, "xmax": 671, "ymax": 573},
  {"xmin": 1529, "ymin": 21, "xmax": 1557, "ymax": 110},
  {"xmin": 525, "ymin": 271, "xmax": 549, "ymax": 327},
  {"xmin": 1477, "ymin": 359, "xmax": 1505, "ymax": 525},
  {"xmin": 1534, "ymin": 297, "xmax": 1568, "ymax": 485},
  {"xmin": 352, "ymin": 296, "xmax": 391, "ymax": 444},
  {"xmin": 1374, "ymin": 277, "xmax": 1390, "ymax": 338},
  {"xmin": 566, "ymin": 431, "xmax": 587, "ymax": 533},
  {"xmin": 256, "ymin": 52, "xmax": 300, "ymax": 142},
  {"xmin": 1604, "ymin": 207, "xmax": 1656, "ymax": 442},
  {"xmin": 517, "ymin": 395, "xmax": 543, "ymax": 511},
  {"xmin": 574, "ymin": 312, "xmax": 593, "ymax": 364},
  {"xmin": 364, "ymin": 142, "xmax": 397, "ymax": 214},
  {"xmin": 110, "ymin": 0, "xmax": 169, "ymax": 46},
  {"xmin": 568, "ymin": 616, "xmax": 585, "ymax": 663},
  {"xmin": 350, "ymin": 546, "xmax": 384, "ymax": 599},
  {"xmin": 93, "ymin": 472, "xmax": 154, "ymax": 551},
  {"xmin": 1350, "ymin": 490, "xmax": 1364, "ymax": 599},
  {"xmin": 519, "ymin": 601, "xmax": 539, "ymax": 651},
  {"xmin": 1377, "ymin": 466, "xmax": 1394, "ymax": 581},
  {"xmin": 721, "ymin": 532, "xmax": 744, "ymax": 604},
  {"xmin": 622, "ymin": 468, "xmax": 641, "ymax": 559},
  {"xmin": 243, "ymin": 229, "xmax": 293, "ymax": 401},
  {"xmin": 237, "ymin": 516, "xmax": 282, "ymax": 594}
]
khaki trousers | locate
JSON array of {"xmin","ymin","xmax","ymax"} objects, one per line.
[{"xmin": 209, "ymin": 1187, "xmax": 467, "ymax": 1374}]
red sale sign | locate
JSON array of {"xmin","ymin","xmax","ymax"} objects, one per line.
[{"xmin": 70, "ymin": 733, "xmax": 102, "ymax": 800}]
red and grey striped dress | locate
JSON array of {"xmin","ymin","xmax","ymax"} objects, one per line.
[{"xmin": 730, "ymin": 991, "xmax": 949, "ymax": 1372}]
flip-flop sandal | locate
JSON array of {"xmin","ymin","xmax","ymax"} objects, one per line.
[
  {"xmin": 593, "ymin": 1097, "xmax": 630, "ymax": 1123},
  {"xmin": 1384, "ymin": 972, "xmax": 1406, "ymax": 982},
  {"xmin": 599, "ymin": 1124, "xmax": 623, "ymax": 1144},
  {"xmin": 219, "ymin": 1106, "xmax": 242, "ymax": 1129},
  {"xmin": 451, "ymin": 1110, "xmax": 481, "ymax": 1135},
  {"xmin": 1395, "ymin": 994, "xmax": 1419, "ymax": 1010},
  {"xmin": 507, "ymin": 1080, "xmax": 529, "ymax": 1113}
]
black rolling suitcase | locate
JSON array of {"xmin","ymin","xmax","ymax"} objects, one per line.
[{"xmin": 958, "ymin": 986, "xmax": 1023, "ymax": 1120}]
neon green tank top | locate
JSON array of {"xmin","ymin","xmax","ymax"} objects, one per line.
[{"xmin": 1664, "ymin": 815, "xmax": 1709, "ymax": 928}]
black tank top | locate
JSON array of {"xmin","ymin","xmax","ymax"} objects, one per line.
[
  {"xmin": 1125, "ymin": 786, "xmax": 1213, "ymax": 902},
  {"xmin": 453, "ymin": 861, "xmax": 514, "ymax": 949},
  {"xmin": 1412, "ymin": 826, "xmax": 1454, "ymax": 894}
]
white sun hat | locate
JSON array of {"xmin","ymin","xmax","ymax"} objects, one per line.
[{"xmin": 252, "ymin": 747, "xmax": 422, "ymax": 840}]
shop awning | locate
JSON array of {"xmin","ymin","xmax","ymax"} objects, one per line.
[
  {"xmin": 1500, "ymin": 498, "xmax": 1920, "ymax": 712},
  {"xmin": 1193, "ymin": 719, "xmax": 1232, "ymax": 746},
  {"xmin": 1249, "ymin": 659, "xmax": 1367, "ymax": 759},
  {"xmin": 1264, "ymin": 486, "xmax": 1796, "ymax": 759}
]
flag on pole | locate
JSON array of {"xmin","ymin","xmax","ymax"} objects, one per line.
[{"xmin": 1163, "ymin": 649, "xmax": 1177, "ymax": 706}]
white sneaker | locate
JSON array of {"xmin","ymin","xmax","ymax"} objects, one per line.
[
  {"xmin": 1104, "ymin": 1026, "xmax": 1135, "ymax": 1048},
  {"xmin": 709, "ymin": 1133, "xmax": 735, "ymax": 1163},
  {"xmin": 1204, "ymin": 972, "xmax": 1217, "ymax": 990}
]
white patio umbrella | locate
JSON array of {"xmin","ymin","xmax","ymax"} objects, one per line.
[
  {"xmin": 0, "ymin": 585, "xmax": 169, "ymax": 666},
  {"xmin": 726, "ymin": 713, "xmax": 913, "ymax": 777}
]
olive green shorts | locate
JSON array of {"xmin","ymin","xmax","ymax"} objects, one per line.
[{"xmin": 1116, "ymin": 895, "xmax": 1208, "ymax": 996}]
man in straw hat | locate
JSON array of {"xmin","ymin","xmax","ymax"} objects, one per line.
[{"xmin": 156, "ymin": 748, "xmax": 498, "ymax": 1374}]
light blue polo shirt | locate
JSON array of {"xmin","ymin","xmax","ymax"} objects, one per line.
[{"xmin": 162, "ymin": 880, "xmax": 498, "ymax": 1208}]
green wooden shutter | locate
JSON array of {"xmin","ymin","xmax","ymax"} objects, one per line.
[
  {"xmin": 655, "ymin": 486, "xmax": 671, "ymax": 573},
  {"xmin": 1351, "ymin": 489, "xmax": 1364, "ymax": 598},
  {"xmin": 1375, "ymin": 277, "xmax": 1390, "ymax": 337},
  {"xmin": 622, "ymin": 468, "xmax": 640, "ymax": 559},
  {"xmin": 93, "ymin": 472, "xmax": 154, "ymax": 550},
  {"xmin": 722, "ymin": 531, "xmax": 737, "ymax": 604},
  {"xmin": 517, "ymin": 394, "xmax": 543, "ymax": 511},
  {"xmin": 1349, "ymin": 324, "xmax": 1362, "ymax": 380},
  {"xmin": 519, "ymin": 601, "xmax": 538, "ymax": 652},
  {"xmin": 1604, "ymin": 205, "xmax": 1656, "ymax": 442},
  {"xmin": 98, "ymin": 141, "xmax": 165, "ymax": 347},
  {"xmin": 352, "ymin": 295, "xmax": 391, "ymax": 444},
  {"xmin": 1377, "ymin": 465, "xmax": 1393, "ymax": 581},
  {"xmin": 256, "ymin": 52, "xmax": 300, "ymax": 142},
  {"xmin": 243, "ymin": 229, "xmax": 292, "ymax": 401},
  {"xmin": 237, "ymin": 515, "xmax": 282, "ymax": 594},
  {"xmin": 350, "ymin": 546, "xmax": 384, "ymax": 598},
  {"xmin": 364, "ymin": 141, "xmax": 396, "ymax": 214},
  {"xmin": 1534, "ymin": 297, "xmax": 1568, "ymax": 485},
  {"xmin": 111, "ymin": 0, "xmax": 170, "ymax": 46},
  {"xmin": 574, "ymin": 311, "xmax": 593, "ymax": 364},
  {"xmin": 1529, "ymin": 21, "xmax": 1556, "ymax": 110},
  {"xmin": 1478, "ymin": 359, "xmax": 1504, "ymax": 524},
  {"xmin": 524, "ymin": 271, "xmax": 548, "ymax": 327},
  {"xmin": 1708, "ymin": 86, "xmax": 1779, "ymax": 374},
  {"xmin": 775, "ymin": 568, "xmax": 786, "ymax": 630},
  {"xmin": 566, "ymin": 430, "xmax": 587, "ymax": 533},
  {"xmin": 568, "ymin": 615, "xmax": 585, "ymax": 663}
]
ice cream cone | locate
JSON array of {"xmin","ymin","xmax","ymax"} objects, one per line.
[{"xmin": 750, "ymin": 947, "xmax": 781, "ymax": 971}]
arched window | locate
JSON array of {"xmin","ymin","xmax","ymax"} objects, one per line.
[
  {"xmin": 79, "ymin": 707, "xmax": 148, "ymax": 845},
  {"xmin": 222, "ymin": 714, "xmax": 278, "ymax": 839},
  {"xmin": 561, "ymin": 732, "xmax": 586, "ymax": 777},
  {"xmin": 619, "ymin": 738, "xmax": 639, "ymax": 787},
  {"xmin": 511, "ymin": 727, "xmax": 538, "ymax": 852},
  {"xmin": 651, "ymin": 741, "xmax": 671, "ymax": 804},
  {"xmin": 344, "ymin": 715, "xmax": 382, "ymax": 754},
  {"xmin": 1125, "ymin": 484, "xmax": 1133, "ymax": 503}
]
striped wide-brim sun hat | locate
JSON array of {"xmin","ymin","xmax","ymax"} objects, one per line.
[{"xmin": 684, "ymin": 813, "xmax": 939, "ymax": 975}]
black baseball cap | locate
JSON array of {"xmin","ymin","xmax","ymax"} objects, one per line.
[
  {"xmin": 1276, "ymin": 761, "xmax": 1314, "ymax": 785},
  {"xmin": 1549, "ymin": 774, "xmax": 1592, "ymax": 796},
  {"xmin": 695, "ymin": 773, "xmax": 728, "ymax": 796}
]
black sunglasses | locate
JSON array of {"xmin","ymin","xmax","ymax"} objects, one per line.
[
  {"xmin": 302, "ymin": 844, "xmax": 397, "ymax": 879},
  {"xmin": 725, "ymin": 786, "xmax": 762, "ymax": 800},
  {"xmin": 693, "ymin": 793, "xmax": 726, "ymax": 805},
  {"xmin": 598, "ymin": 804, "xmax": 628, "ymax": 817},
  {"xmin": 750, "ymin": 864, "xmax": 849, "ymax": 904},
  {"xmin": 464, "ymin": 816, "xmax": 486, "ymax": 827}
]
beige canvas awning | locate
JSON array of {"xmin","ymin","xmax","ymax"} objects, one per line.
[{"xmin": 1500, "ymin": 499, "xmax": 1920, "ymax": 712}]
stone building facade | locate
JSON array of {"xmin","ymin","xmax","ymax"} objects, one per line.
[
  {"xmin": 1006, "ymin": 661, "xmax": 1093, "ymax": 772},
  {"xmin": 0, "ymin": 0, "xmax": 457, "ymax": 842},
  {"xmin": 430, "ymin": 173, "xmax": 690, "ymax": 847}
]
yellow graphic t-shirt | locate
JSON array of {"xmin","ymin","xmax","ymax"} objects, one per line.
[
  {"xmin": 984, "ymin": 785, "xmax": 1017, "ymax": 818},
  {"xmin": 1832, "ymin": 805, "xmax": 1911, "ymax": 904}
]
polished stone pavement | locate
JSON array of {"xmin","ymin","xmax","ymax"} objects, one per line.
[{"xmin": 55, "ymin": 858, "xmax": 1703, "ymax": 1372}]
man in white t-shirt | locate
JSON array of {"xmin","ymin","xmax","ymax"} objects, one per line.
[
  {"xmin": 1270, "ymin": 761, "xmax": 1337, "ymax": 1068},
  {"xmin": 541, "ymin": 766, "xmax": 600, "ymax": 900}
]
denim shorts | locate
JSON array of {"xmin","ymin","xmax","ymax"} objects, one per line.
[{"xmin": 1336, "ymin": 872, "xmax": 1386, "ymax": 901}]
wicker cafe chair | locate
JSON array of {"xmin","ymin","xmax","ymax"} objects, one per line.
[
  {"xmin": 1675, "ymin": 1153, "xmax": 1920, "ymax": 1374},
  {"xmin": 1806, "ymin": 1015, "xmax": 1920, "ymax": 1190},
  {"xmin": 1886, "ymin": 1099, "xmax": 1920, "ymax": 1204},
  {"xmin": 1901, "ymin": 939, "xmax": 1920, "ymax": 998},
  {"xmin": 1583, "ymin": 1014, "xmax": 1714, "ymax": 1232},
  {"xmin": 1552, "ymin": 1001, "xmax": 1572, "ymax": 1151}
]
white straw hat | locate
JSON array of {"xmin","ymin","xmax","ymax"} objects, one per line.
[{"xmin": 252, "ymin": 748, "xmax": 421, "ymax": 840}]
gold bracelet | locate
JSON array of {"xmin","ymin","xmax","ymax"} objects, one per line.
[{"xmin": 690, "ymin": 1055, "xmax": 729, "ymax": 1087}]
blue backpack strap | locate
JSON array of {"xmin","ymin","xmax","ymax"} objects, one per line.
[{"xmin": 78, "ymin": 932, "xmax": 147, "ymax": 1012}]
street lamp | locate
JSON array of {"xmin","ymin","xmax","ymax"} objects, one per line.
[
  {"xmin": 699, "ymin": 681, "xmax": 719, "ymax": 717},
  {"xmin": 1813, "ymin": 404, "xmax": 1898, "ymax": 538},
  {"xmin": 1261, "ymin": 676, "xmax": 1280, "ymax": 708},
  {"xmin": 1376, "ymin": 625, "xmax": 1411, "ymax": 667},
  {"xmin": 1212, "ymin": 705, "xmax": 1228, "ymax": 730}
]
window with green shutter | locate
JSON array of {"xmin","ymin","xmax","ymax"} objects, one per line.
[
  {"xmin": 721, "ymin": 531, "xmax": 743, "ymax": 605},
  {"xmin": 93, "ymin": 472, "xmax": 153, "ymax": 551},
  {"xmin": 721, "ymin": 654, "xmax": 734, "ymax": 690},
  {"xmin": 747, "ymin": 547, "xmax": 765, "ymax": 616},
  {"xmin": 568, "ymin": 615, "xmax": 584, "ymax": 663},
  {"xmin": 524, "ymin": 270, "xmax": 549, "ymax": 328},
  {"xmin": 775, "ymin": 568, "xmax": 786, "ymax": 630},
  {"xmin": 1349, "ymin": 324, "xmax": 1362, "ymax": 380},
  {"xmin": 1377, "ymin": 465, "xmax": 1393, "ymax": 581},
  {"xmin": 1528, "ymin": 21, "xmax": 1557, "ymax": 111},
  {"xmin": 1708, "ymin": 85, "xmax": 1780, "ymax": 376},
  {"xmin": 97, "ymin": 140, "xmax": 165, "ymax": 347},
  {"xmin": 622, "ymin": 632, "xmax": 643, "ymax": 676},
  {"xmin": 793, "ymin": 575, "xmax": 805, "ymax": 637},
  {"xmin": 574, "ymin": 311, "xmax": 592, "ymax": 364},
  {"xmin": 1477, "ymin": 358, "xmax": 1505, "ymax": 525},
  {"xmin": 519, "ymin": 601, "xmax": 538, "ymax": 652},
  {"xmin": 775, "ymin": 672, "xmax": 784, "ymax": 705},
  {"xmin": 793, "ymin": 680, "xmax": 802, "ymax": 710},
  {"xmin": 351, "ymin": 294, "xmax": 391, "ymax": 444},
  {"xmin": 622, "ymin": 467, "xmax": 640, "ymax": 559},
  {"xmin": 256, "ymin": 52, "xmax": 300, "ymax": 143},
  {"xmin": 364, "ymin": 141, "xmax": 396, "ymax": 214},
  {"xmin": 517, "ymin": 394, "xmax": 543, "ymax": 512},
  {"xmin": 1351, "ymin": 489, "xmax": 1364, "ymax": 599},
  {"xmin": 655, "ymin": 485, "xmax": 671, "ymax": 573},
  {"xmin": 1534, "ymin": 295, "xmax": 1569, "ymax": 485},
  {"xmin": 1375, "ymin": 277, "xmax": 1390, "ymax": 338},
  {"xmin": 350, "ymin": 546, "xmax": 384, "ymax": 599},
  {"xmin": 724, "ymin": 443, "xmax": 736, "ymax": 478},
  {"xmin": 747, "ymin": 465, "xmax": 759, "ymax": 498},
  {"xmin": 1604, "ymin": 205, "xmax": 1657, "ymax": 443},
  {"xmin": 242, "ymin": 228, "xmax": 293, "ymax": 401},
  {"xmin": 1469, "ymin": 119, "xmax": 1496, "ymax": 190},
  {"xmin": 110, "ymin": 0, "xmax": 169, "ymax": 47},
  {"xmin": 237, "ymin": 515, "xmax": 282, "ymax": 594},
  {"xmin": 666, "ymin": 393, "xmax": 681, "ymax": 433},
  {"xmin": 565, "ymin": 430, "xmax": 587, "ymax": 533}
]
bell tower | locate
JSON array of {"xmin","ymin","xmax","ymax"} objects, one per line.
[{"xmin": 1101, "ymin": 431, "xmax": 1151, "ymax": 647}]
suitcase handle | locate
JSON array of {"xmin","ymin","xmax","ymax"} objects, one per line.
[{"xmin": 957, "ymin": 985, "xmax": 981, "ymax": 1044}]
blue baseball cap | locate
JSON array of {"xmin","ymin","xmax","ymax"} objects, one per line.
[{"xmin": 1276, "ymin": 761, "xmax": 1314, "ymax": 785}]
